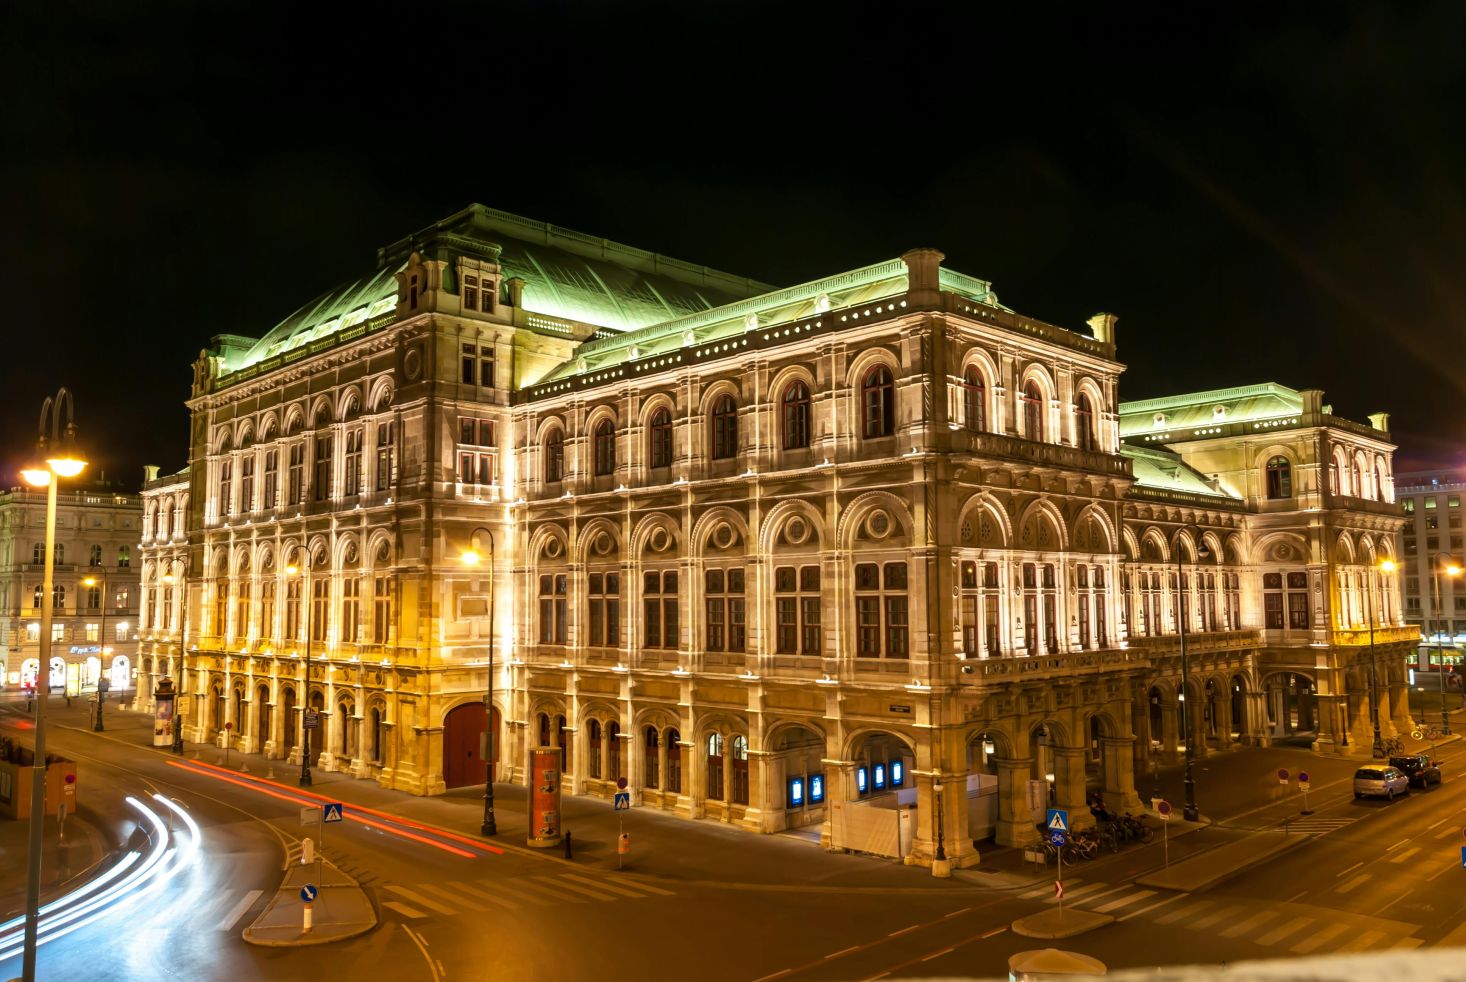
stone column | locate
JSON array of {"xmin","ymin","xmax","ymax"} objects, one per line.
[
  {"xmin": 994, "ymin": 758, "xmax": 1040, "ymax": 848},
  {"xmin": 1243, "ymin": 690, "xmax": 1270, "ymax": 746},
  {"xmin": 1053, "ymin": 748, "xmax": 1092, "ymax": 831},
  {"xmin": 1101, "ymin": 736, "xmax": 1144, "ymax": 813},
  {"xmin": 1159, "ymin": 703, "xmax": 1179, "ymax": 760}
]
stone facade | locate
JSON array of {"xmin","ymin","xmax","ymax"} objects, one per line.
[{"xmin": 137, "ymin": 204, "xmax": 1414, "ymax": 867}]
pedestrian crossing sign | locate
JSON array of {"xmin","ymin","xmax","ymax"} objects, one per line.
[
  {"xmin": 323, "ymin": 802, "xmax": 345, "ymax": 823},
  {"xmin": 1046, "ymin": 808, "xmax": 1069, "ymax": 833}
]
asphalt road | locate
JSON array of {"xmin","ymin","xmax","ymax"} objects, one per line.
[{"xmin": 1, "ymin": 700, "xmax": 1462, "ymax": 982}]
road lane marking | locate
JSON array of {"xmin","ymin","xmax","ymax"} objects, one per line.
[
  {"xmin": 1047, "ymin": 882, "xmax": 1108, "ymax": 903},
  {"xmin": 1220, "ymin": 910, "xmax": 1275, "ymax": 939},
  {"xmin": 943, "ymin": 906, "xmax": 974, "ymax": 918},
  {"xmin": 1094, "ymin": 890, "xmax": 1156, "ymax": 914},
  {"xmin": 1155, "ymin": 900, "xmax": 1211, "ymax": 925},
  {"xmin": 402, "ymin": 924, "xmax": 442, "ymax": 982},
  {"xmin": 978, "ymin": 926, "xmax": 1008, "ymax": 939},
  {"xmin": 560, "ymin": 873, "xmax": 653, "ymax": 900},
  {"xmin": 414, "ymin": 882, "xmax": 489, "ymax": 912},
  {"xmin": 1192, "ymin": 905, "xmax": 1248, "ymax": 930},
  {"xmin": 1389, "ymin": 847, "xmax": 1421, "ymax": 864},
  {"xmin": 1050, "ymin": 884, "xmax": 1129, "ymax": 908},
  {"xmin": 825, "ymin": 945, "xmax": 861, "ymax": 960},
  {"xmin": 1335, "ymin": 929, "xmax": 1386, "ymax": 952},
  {"xmin": 1335, "ymin": 874, "xmax": 1371, "ymax": 894},
  {"xmin": 921, "ymin": 947, "xmax": 955, "ymax": 962},
  {"xmin": 1427, "ymin": 817, "xmax": 1448, "ymax": 830},
  {"xmin": 1335, "ymin": 861, "xmax": 1363, "ymax": 877},
  {"xmin": 887, "ymin": 924, "xmax": 921, "ymax": 938},
  {"xmin": 501, "ymin": 878, "xmax": 584, "ymax": 904},
  {"xmin": 385, "ymin": 885, "xmax": 457, "ymax": 915},
  {"xmin": 1435, "ymin": 824, "xmax": 1457, "ymax": 839},
  {"xmin": 217, "ymin": 889, "xmax": 264, "ymax": 931},
  {"xmin": 384, "ymin": 901, "xmax": 427, "ymax": 919},
  {"xmin": 750, "ymin": 970, "xmax": 793, "ymax": 982},
  {"xmin": 618, "ymin": 876, "xmax": 676, "ymax": 896},
  {"xmin": 1386, "ymin": 838, "xmax": 1410, "ymax": 851},
  {"xmin": 449, "ymin": 880, "xmax": 521, "ymax": 911},
  {"xmin": 1118, "ymin": 894, "xmax": 1186, "ymax": 922},
  {"xmin": 1256, "ymin": 916, "xmax": 1314, "ymax": 946},
  {"xmin": 536, "ymin": 876, "xmax": 611, "ymax": 901},
  {"xmin": 1291, "ymin": 923, "xmax": 1350, "ymax": 954}
]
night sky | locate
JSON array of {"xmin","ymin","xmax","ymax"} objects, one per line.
[{"xmin": 5, "ymin": 2, "xmax": 1465, "ymax": 488}]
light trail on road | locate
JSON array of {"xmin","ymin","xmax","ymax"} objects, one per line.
[
  {"xmin": 167, "ymin": 759, "xmax": 499, "ymax": 858},
  {"xmin": 0, "ymin": 793, "xmax": 201, "ymax": 965}
]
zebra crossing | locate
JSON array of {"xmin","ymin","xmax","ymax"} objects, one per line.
[
  {"xmin": 1019, "ymin": 878, "xmax": 1422, "ymax": 953},
  {"xmin": 1278, "ymin": 817, "xmax": 1355, "ymax": 835},
  {"xmin": 380, "ymin": 872, "xmax": 675, "ymax": 920}
]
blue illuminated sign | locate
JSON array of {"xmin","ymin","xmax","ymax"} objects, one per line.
[
  {"xmin": 891, "ymin": 760, "xmax": 904, "ymax": 787},
  {"xmin": 810, "ymin": 774, "xmax": 825, "ymax": 803},
  {"xmin": 857, "ymin": 766, "xmax": 868, "ymax": 794},
  {"xmin": 874, "ymin": 764, "xmax": 886, "ymax": 789},
  {"xmin": 788, "ymin": 777, "xmax": 804, "ymax": 808}
]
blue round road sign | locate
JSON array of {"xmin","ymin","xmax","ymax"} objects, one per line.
[
  {"xmin": 1049, "ymin": 831, "xmax": 1066, "ymax": 847},
  {"xmin": 300, "ymin": 884, "xmax": 318, "ymax": 903}
]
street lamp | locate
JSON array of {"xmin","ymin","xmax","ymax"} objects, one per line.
[
  {"xmin": 1172, "ymin": 524, "xmax": 1209, "ymax": 822},
  {"xmin": 1364, "ymin": 558, "xmax": 1398, "ymax": 759},
  {"xmin": 82, "ymin": 572, "xmax": 109, "ymax": 731},
  {"xmin": 18, "ymin": 387, "xmax": 87, "ymax": 982},
  {"xmin": 462, "ymin": 529, "xmax": 497, "ymax": 836},
  {"xmin": 1430, "ymin": 557, "xmax": 1459, "ymax": 736},
  {"xmin": 161, "ymin": 566, "xmax": 190, "ymax": 754},
  {"xmin": 286, "ymin": 555, "xmax": 315, "ymax": 786}
]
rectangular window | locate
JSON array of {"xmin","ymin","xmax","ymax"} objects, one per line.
[
  {"xmin": 460, "ymin": 343, "xmax": 495, "ymax": 388},
  {"xmin": 343, "ymin": 431, "xmax": 363, "ymax": 496},
  {"xmin": 459, "ymin": 451, "xmax": 495, "ymax": 486},
  {"xmin": 1451, "ymin": 496, "xmax": 1461, "ymax": 508},
  {"xmin": 463, "ymin": 274, "xmax": 478, "ymax": 312},
  {"xmin": 234, "ymin": 582, "xmax": 251, "ymax": 639},
  {"xmin": 288, "ymin": 444, "xmax": 305, "ymax": 505},
  {"xmin": 853, "ymin": 562, "xmax": 908, "ymax": 658},
  {"xmin": 587, "ymin": 572, "xmax": 621, "ymax": 646},
  {"xmin": 85, "ymin": 623, "xmax": 99, "ymax": 643},
  {"xmin": 260, "ymin": 581, "xmax": 275, "ymax": 643},
  {"xmin": 311, "ymin": 578, "xmax": 329, "ymax": 643},
  {"xmin": 959, "ymin": 560, "xmax": 1001, "ymax": 657},
  {"xmin": 373, "ymin": 574, "xmax": 393, "ymax": 643},
  {"xmin": 538, "ymin": 574, "xmax": 567, "ymax": 644},
  {"xmin": 644, "ymin": 571, "xmax": 677, "ymax": 649},
  {"xmin": 459, "ymin": 418, "xmax": 496, "ymax": 447},
  {"xmin": 285, "ymin": 580, "xmax": 301, "ymax": 640},
  {"xmin": 263, "ymin": 450, "xmax": 278, "ymax": 509},
  {"xmin": 1426, "ymin": 497, "xmax": 1438, "ymax": 509},
  {"xmin": 218, "ymin": 459, "xmax": 233, "ymax": 517},
  {"xmin": 375, "ymin": 422, "xmax": 395, "ymax": 492},
  {"xmin": 240, "ymin": 456, "xmax": 254, "ymax": 512},
  {"xmin": 705, "ymin": 568, "xmax": 745, "ymax": 652},
  {"xmin": 312, "ymin": 435, "xmax": 332, "ymax": 502},
  {"xmin": 341, "ymin": 578, "xmax": 360, "ymax": 644}
]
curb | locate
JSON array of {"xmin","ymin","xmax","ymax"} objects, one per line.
[
  {"xmin": 1010, "ymin": 908, "xmax": 1114, "ymax": 939},
  {"xmin": 1134, "ymin": 832, "xmax": 1306, "ymax": 892}
]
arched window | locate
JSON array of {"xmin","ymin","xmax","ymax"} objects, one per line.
[
  {"xmin": 606, "ymin": 720, "xmax": 622, "ymax": 782},
  {"xmin": 31, "ymin": 543, "xmax": 41, "ymax": 565},
  {"xmin": 644, "ymin": 726, "xmax": 659, "ymax": 789},
  {"xmin": 1265, "ymin": 456, "xmax": 1292, "ymax": 499},
  {"xmin": 710, "ymin": 395, "xmax": 738, "ymax": 460},
  {"xmin": 861, "ymin": 365, "xmax": 895, "ymax": 439},
  {"xmin": 665, "ymin": 726, "xmax": 682, "ymax": 794},
  {"xmin": 588, "ymin": 719, "xmax": 603, "ymax": 779},
  {"xmin": 544, "ymin": 429, "xmax": 564, "ymax": 483},
  {"xmin": 89, "ymin": 544, "xmax": 103, "ymax": 567},
  {"xmin": 962, "ymin": 367, "xmax": 986, "ymax": 432},
  {"xmin": 1021, "ymin": 382, "xmax": 1045, "ymax": 441},
  {"xmin": 649, "ymin": 408, "xmax": 673, "ymax": 468},
  {"xmin": 706, "ymin": 732, "xmax": 724, "ymax": 801},
  {"xmin": 731, "ymin": 734, "xmax": 749, "ymax": 805},
  {"xmin": 1075, "ymin": 393, "xmax": 1097, "ymax": 452},
  {"xmin": 1373, "ymin": 460, "xmax": 1386, "ymax": 501},
  {"xmin": 593, "ymin": 419, "xmax": 616, "ymax": 476},
  {"xmin": 782, "ymin": 381, "xmax": 811, "ymax": 450}
]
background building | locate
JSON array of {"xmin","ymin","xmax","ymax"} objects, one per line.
[
  {"xmin": 0, "ymin": 481, "xmax": 141, "ymax": 697},
  {"xmin": 142, "ymin": 205, "xmax": 1414, "ymax": 868},
  {"xmin": 1393, "ymin": 468, "xmax": 1465, "ymax": 677}
]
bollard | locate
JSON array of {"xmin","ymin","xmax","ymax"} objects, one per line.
[
  {"xmin": 563, "ymin": 831, "xmax": 573, "ymax": 861},
  {"xmin": 303, "ymin": 903, "xmax": 312, "ymax": 933},
  {"xmin": 302, "ymin": 837, "xmax": 314, "ymax": 865}
]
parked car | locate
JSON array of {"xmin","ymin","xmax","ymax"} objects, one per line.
[
  {"xmin": 1389, "ymin": 754, "xmax": 1443, "ymax": 788},
  {"xmin": 1354, "ymin": 766, "xmax": 1411, "ymax": 800}
]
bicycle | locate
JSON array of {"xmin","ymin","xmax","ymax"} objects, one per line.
[
  {"xmin": 1120, "ymin": 813, "xmax": 1155, "ymax": 845},
  {"xmin": 1411, "ymin": 724, "xmax": 1442, "ymax": 742},
  {"xmin": 1381, "ymin": 736, "xmax": 1406, "ymax": 756}
]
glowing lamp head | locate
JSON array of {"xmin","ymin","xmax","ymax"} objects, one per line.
[
  {"xmin": 460, "ymin": 549, "xmax": 481, "ymax": 566},
  {"xmin": 20, "ymin": 465, "xmax": 51, "ymax": 488},
  {"xmin": 1448, "ymin": 564, "xmax": 1463, "ymax": 578},
  {"xmin": 46, "ymin": 454, "xmax": 86, "ymax": 478},
  {"xmin": 83, "ymin": 577, "xmax": 97, "ymax": 588},
  {"xmin": 162, "ymin": 573, "xmax": 176, "ymax": 585},
  {"xmin": 1379, "ymin": 559, "xmax": 1397, "ymax": 573},
  {"xmin": 284, "ymin": 564, "xmax": 300, "ymax": 577}
]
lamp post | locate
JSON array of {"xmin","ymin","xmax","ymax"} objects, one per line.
[
  {"xmin": 162, "ymin": 565, "xmax": 190, "ymax": 754},
  {"xmin": 18, "ymin": 387, "xmax": 87, "ymax": 982},
  {"xmin": 1430, "ymin": 557, "xmax": 1460, "ymax": 736},
  {"xmin": 461, "ymin": 530, "xmax": 497, "ymax": 836},
  {"xmin": 82, "ymin": 571, "xmax": 108, "ymax": 731},
  {"xmin": 1364, "ymin": 559, "xmax": 1396, "ymax": 759},
  {"xmin": 1172, "ymin": 524, "xmax": 1209, "ymax": 822},
  {"xmin": 286, "ymin": 554, "xmax": 314, "ymax": 786}
]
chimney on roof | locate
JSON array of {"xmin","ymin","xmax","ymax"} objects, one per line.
[
  {"xmin": 143, "ymin": 465, "xmax": 160, "ymax": 483},
  {"xmin": 505, "ymin": 277, "xmax": 525, "ymax": 308},
  {"xmin": 901, "ymin": 248, "xmax": 944, "ymax": 306},
  {"xmin": 1300, "ymin": 389, "xmax": 1324, "ymax": 421},
  {"xmin": 1368, "ymin": 412, "xmax": 1390, "ymax": 433},
  {"xmin": 1086, "ymin": 313, "xmax": 1118, "ymax": 345}
]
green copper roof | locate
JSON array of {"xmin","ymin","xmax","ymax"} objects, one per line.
[
  {"xmin": 1122, "ymin": 444, "xmax": 1240, "ymax": 499},
  {"xmin": 538, "ymin": 260, "xmax": 1009, "ymax": 382},
  {"xmin": 228, "ymin": 205, "xmax": 775, "ymax": 375},
  {"xmin": 1117, "ymin": 382, "xmax": 1304, "ymax": 437}
]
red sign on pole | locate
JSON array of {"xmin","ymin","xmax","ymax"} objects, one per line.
[{"xmin": 1054, "ymin": 880, "xmax": 1064, "ymax": 899}]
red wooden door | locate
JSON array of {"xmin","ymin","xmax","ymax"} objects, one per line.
[{"xmin": 444, "ymin": 703, "xmax": 500, "ymax": 788}]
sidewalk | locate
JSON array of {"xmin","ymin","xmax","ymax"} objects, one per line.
[{"xmin": 0, "ymin": 810, "xmax": 107, "ymax": 920}]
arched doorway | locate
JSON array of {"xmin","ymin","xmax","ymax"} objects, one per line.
[
  {"xmin": 231, "ymin": 685, "xmax": 245, "ymax": 742},
  {"xmin": 443, "ymin": 701, "xmax": 500, "ymax": 789},
  {"xmin": 851, "ymin": 732, "xmax": 912, "ymax": 800},
  {"xmin": 282, "ymin": 687, "xmax": 298, "ymax": 754},
  {"xmin": 109, "ymin": 655, "xmax": 130, "ymax": 691},
  {"xmin": 20, "ymin": 659, "xmax": 39, "ymax": 690},
  {"xmin": 1263, "ymin": 672, "xmax": 1316, "ymax": 744},
  {"xmin": 210, "ymin": 682, "xmax": 225, "ymax": 739},
  {"xmin": 308, "ymin": 690, "xmax": 326, "ymax": 766},
  {"xmin": 966, "ymin": 730, "xmax": 1004, "ymax": 842},
  {"xmin": 770, "ymin": 724, "xmax": 824, "ymax": 831},
  {"xmin": 338, "ymin": 697, "xmax": 357, "ymax": 761},
  {"xmin": 1230, "ymin": 674, "xmax": 1247, "ymax": 741}
]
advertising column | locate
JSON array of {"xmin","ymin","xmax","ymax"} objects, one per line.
[
  {"xmin": 152, "ymin": 677, "xmax": 176, "ymax": 748},
  {"xmin": 527, "ymin": 747, "xmax": 563, "ymax": 848}
]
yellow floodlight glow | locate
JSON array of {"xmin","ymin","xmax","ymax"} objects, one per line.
[
  {"xmin": 1448, "ymin": 564, "xmax": 1463, "ymax": 578},
  {"xmin": 460, "ymin": 550, "xmax": 481, "ymax": 566},
  {"xmin": 47, "ymin": 455, "xmax": 86, "ymax": 478},
  {"xmin": 284, "ymin": 565, "xmax": 300, "ymax": 577},
  {"xmin": 20, "ymin": 466, "xmax": 50, "ymax": 488},
  {"xmin": 83, "ymin": 577, "xmax": 97, "ymax": 588}
]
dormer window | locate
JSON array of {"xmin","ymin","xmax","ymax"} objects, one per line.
[{"xmin": 464, "ymin": 275, "xmax": 479, "ymax": 311}]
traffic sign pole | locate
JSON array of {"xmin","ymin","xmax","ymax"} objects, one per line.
[
  {"xmin": 1298, "ymin": 770, "xmax": 1312, "ymax": 815},
  {"xmin": 1057, "ymin": 841, "xmax": 1063, "ymax": 922}
]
